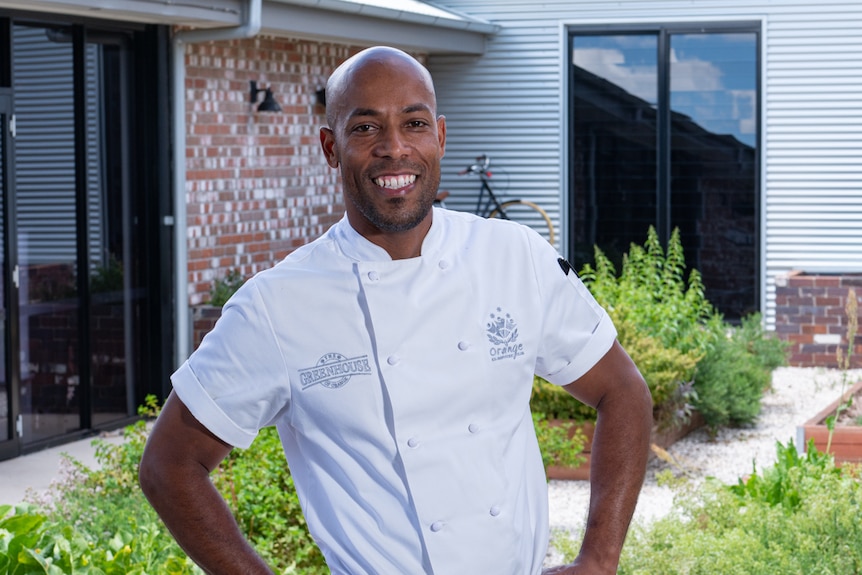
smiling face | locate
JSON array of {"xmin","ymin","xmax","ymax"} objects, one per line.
[{"xmin": 320, "ymin": 47, "xmax": 446, "ymax": 252}]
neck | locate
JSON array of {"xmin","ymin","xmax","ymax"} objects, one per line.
[{"xmin": 350, "ymin": 212, "xmax": 433, "ymax": 260}]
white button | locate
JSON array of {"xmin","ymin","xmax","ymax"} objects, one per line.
[
  {"xmin": 438, "ymin": 259, "xmax": 450, "ymax": 270},
  {"xmin": 468, "ymin": 423, "xmax": 479, "ymax": 434},
  {"xmin": 457, "ymin": 340, "xmax": 470, "ymax": 351},
  {"xmin": 387, "ymin": 355, "xmax": 400, "ymax": 366},
  {"xmin": 367, "ymin": 271, "xmax": 379, "ymax": 281},
  {"xmin": 489, "ymin": 506, "xmax": 501, "ymax": 517},
  {"xmin": 430, "ymin": 521, "xmax": 445, "ymax": 532},
  {"xmin": 407, "ymin": 437, "xmax": 419, "ymax": 448}
]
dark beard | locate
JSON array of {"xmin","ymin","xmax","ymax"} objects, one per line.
[{"xmin": 353, "ymin": 193, "xmax": 435, "ymax": 233}]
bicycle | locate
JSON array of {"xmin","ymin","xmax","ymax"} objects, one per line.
[{"xmin": 436, "ymin": 154, "xmax": 555, "ymax": 245}]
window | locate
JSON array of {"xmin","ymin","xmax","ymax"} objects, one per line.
[{"xmin": 569, "ymin": 24, "xmax": 759, "ymax": 320}]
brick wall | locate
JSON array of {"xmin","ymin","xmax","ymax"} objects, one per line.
[
  {"xmin": 775, "ymin": 271, "xmax": 862, "ymax": 368},
  {"xmin": 183, "ymin": 37, "xmax": 363, "ymax": 305}
]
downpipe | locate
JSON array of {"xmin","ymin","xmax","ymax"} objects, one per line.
[{"xmin": 171, "ymin": 0, "xmax": 262, "ymax": 367}]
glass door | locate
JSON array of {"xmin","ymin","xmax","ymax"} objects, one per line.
[
  {"xmin": 0, "ymin": 94, "xmax": 16, "ymax": 459},
  {"xmin": 13, "ymin": 23, "xmax": 82, "ymax": 444}
]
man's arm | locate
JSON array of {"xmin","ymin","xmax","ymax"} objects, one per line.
[
  {"xmin": 139, "ymin": 391, "xmax": 275, "ymax": 574},
  {"xmin": 545, "ymin": 340, "xmax": 652, "ymax": 575}
]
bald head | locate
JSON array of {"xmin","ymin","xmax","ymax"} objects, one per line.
[{"xmin": 325, "ymin": 46, "xmax": 437, "ymax": 130}]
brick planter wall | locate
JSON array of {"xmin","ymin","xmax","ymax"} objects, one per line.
[
  {"xmin": 193, "ymin": 305, "xmax": 223, "ymax": 350},
  {"xmin": 775, "ymin": 271, "xmax": 862, "ymax": 368}
]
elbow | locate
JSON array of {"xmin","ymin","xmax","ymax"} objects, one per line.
[{"xmin": 139, "ymin": 443, "xmax": 168, "ymax": 505}]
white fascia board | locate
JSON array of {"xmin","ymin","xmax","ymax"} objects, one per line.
[
  {"xmin": 0, "ymin": 0, "xmax": 242, "ymax": 26},
  {"xmin": 262, "ymin": 1, "xmax": 493, "ymax": 54},
  {"xmin": 0, "ymin": 0, "xmax": 496, "ymax": 54},
  {"xmin": 279, "ymin": 0, "xmax": 497, "ymax": 33}
]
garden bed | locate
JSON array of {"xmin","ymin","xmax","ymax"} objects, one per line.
[
  {"xmin": 546, "ymin": 413, "xmax": 705, "ymax": 480},
  {"xmin": 798, "ymin": 380, "xmax": 862, "ymax": 464}
]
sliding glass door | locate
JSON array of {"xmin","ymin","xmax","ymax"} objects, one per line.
[{"xmin": 0, "ymin": 17, "xmax": 170, "ymax": 456}]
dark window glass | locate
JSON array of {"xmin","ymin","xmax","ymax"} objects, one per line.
[
  {"xmin": 571, "ymin": 27, "xmax": 759, "ymax": 320},
  {"xmin": 670, "ymin": 33, "xmax": 758, "ymax": 318},
  {"xmin": 571, "ymin": 34, "xmax": 658, "ymax": 267}
]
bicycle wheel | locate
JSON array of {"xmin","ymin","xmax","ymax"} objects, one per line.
[{"xmin": 489, "ymin": 200, "xmax": 555, "ymax": 245}]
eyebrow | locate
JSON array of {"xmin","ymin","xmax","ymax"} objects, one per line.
[{"xmin": 347, "ymin": 103, "xmax": 434, "ymax": 120}]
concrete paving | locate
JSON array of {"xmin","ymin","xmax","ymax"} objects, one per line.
[{"xmin": 0, "ymin": 432, "xmax": 125, "ymax": 506}]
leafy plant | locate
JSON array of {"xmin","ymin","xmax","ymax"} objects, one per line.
[
  {"xmin": 580, "ymin": 226, "xmax": 715, "ymax": 355},
  {"xmin": 728, "ymin": 440, "xmax": 840, "ymax": 510},
  {"xmin": 614, "ymin": 319, "xmax": 700, "ymax": 428},
  {"xmin": 691, "ymin": 319, "xmax": 774, "ymax": 431},
  {"xmin": 211, "ymin": 428, "xmax": 327, "ymax": 573},
  {"xmin": 209, "ymin": 269, "xmax": 246, "ymax": 307},
  {"xmin": 578, "ymin": 227, "xmax": 787, "ymax": 433},
  {"xmin": 0, "ymin": 503, "xmax": 200, "ymax": 574},
  {"xmin": 826, "ymin": 286, "xmax": 858, "ymax": 450},
  {"xmin": 90, "ymin": 254, "xmax": 124, "ymax": 294},
  {"xmin": 552, "ymin": 441, "xmax": 862, "ymax": 574},
  {"xmin": 27, "ymin": 395, "xmax": 326, "ymax": 574},
  {"xmin": 532, "ymin": 412, "xmax": 588, "ymax": 472}
]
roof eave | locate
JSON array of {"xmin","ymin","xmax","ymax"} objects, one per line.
[
  {"xmin": 0, "ymin": 0, "xmax": 497, "ymax": 54},
  {"xmin": 262, "ymin": 1, "xmax": 496, "ymax": 55}
]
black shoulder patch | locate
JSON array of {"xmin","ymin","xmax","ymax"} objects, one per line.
[{"xmin": 558, "ymin": 257, "xmax": 577, "ymax": 277}]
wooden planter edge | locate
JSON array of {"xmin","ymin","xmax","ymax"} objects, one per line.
[
  {"xmin": 546, "ymin": 412, "xmax": 705, "ymax": 481},
  {"xmin": 798, "ymin": 379, "xmax": 862, "ymax": 463}
]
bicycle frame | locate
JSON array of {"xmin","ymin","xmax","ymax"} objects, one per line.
[{"xmin": 474, "ymin": 174, "xmax": 511, "ymax": 219}]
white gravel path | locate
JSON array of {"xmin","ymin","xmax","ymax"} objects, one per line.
[{"xmin": 545, "ymin": 366, "xmax": 862, "ymax": 558}]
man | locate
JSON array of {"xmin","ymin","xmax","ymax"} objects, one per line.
[{"xmin": 140, "ymin": 45, "xmax": 652, "ymax": 575}]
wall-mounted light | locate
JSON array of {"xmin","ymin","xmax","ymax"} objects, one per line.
[
  {"xmin": 315, "ymin": 88, "xmax": 326, "ymax": 108},
  {"xmin": 249, "ymin": 80, "xmax": 282, "ymax": 113}
]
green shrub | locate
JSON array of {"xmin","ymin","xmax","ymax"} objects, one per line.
[
  {"xmin": 552, "ymin": 441, "xmax": 862, "ymax": 574},
  {"xmin": 620, "ymin": 442, "xmax": 862, "ymax": 574},
  {"xmin": 578, "ymin": 227, "xmax": 787, "ymax": 432},
  {"xmin": 614, "ymin": 319, "xmax": 700, "ymax": 428},
  {"xmin": 580, "ymin": 226, "xmax": 715, "ymax": 356},
  {"xmin": 693, "ymin": 314, "xmax": 788, "ymax": 432},
  {"xmin": 0, "ymin": 502, "xmax": 198, "ymax": 574},
  {"xmin": 26, "ymin": 397, "xmax": 202, "ymax": 574},
  {"xmin": 531, "ymin": 412, "xmax": 588, "ymax": 472},
  {"xmin": 28, "ymin": 396, "xmax": 325, "ymax": 574},
  {"xmin": 209, "ymin": 269, "xmax": 245, "ymax": 307},
  {"xmin": 211, "ymin": 428, "xmax": 327, "ymax": 573}
]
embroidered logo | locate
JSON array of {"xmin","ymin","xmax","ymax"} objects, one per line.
[
  {"xmin": 299, "ymin": 352, "xmax": 372, "ymax": 390},
  {"xmin": 486, "ymin": 308, "xmax": 525, "ymax": 362}
]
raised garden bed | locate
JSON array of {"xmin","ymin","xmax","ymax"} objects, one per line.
[
  {"xmin": 546, "ymin": 413, "xmax": 705, "ymax": 480},
  {"xmin": 798, "ymin": 380, "xmax": 862, "ymax": 464}
]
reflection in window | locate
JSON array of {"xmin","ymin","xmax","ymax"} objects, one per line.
[
  {"xmin": 571, "ymin": 28, "xmax": 759, "ymax": 320},
  {"xmin": 570, "ymin": 34, "xmax": 658, "ymax": 267},
  {"xmin": 670, "ymin": 33, "xmax": 757, "ymax": 318}
]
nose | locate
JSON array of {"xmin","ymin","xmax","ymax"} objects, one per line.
[{"xmin": 374, "ymin": 126, "xmax": 409, "ymax": 158}]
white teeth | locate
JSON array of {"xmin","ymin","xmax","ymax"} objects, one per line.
[{"xmin": 374, "ymin": 174, "xmax": 416, "ymax": 189}]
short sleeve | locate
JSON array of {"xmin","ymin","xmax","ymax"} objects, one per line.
[
  {"xmin": 530, "ymin": 234, "xmax": 617, "ymax": 385},
  {"xmin": 171, "ymin": 279, "xmax": 291, "ymax": 448}
]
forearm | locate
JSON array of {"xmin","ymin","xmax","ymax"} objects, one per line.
[
  {"xmin": 139, "ymin": 392, "xmax": 275, "ymax": 575},
  {"xmin": 578, "ymin": 383, "xmax": 652, "ymax": 571},
  {"xmin": 141, "ymin": 458, "xmax": 275, "ymax": 575}
]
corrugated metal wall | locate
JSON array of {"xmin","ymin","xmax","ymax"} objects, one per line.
[{"xmin": 429, "ymin": 0, "xmax": 862, "ymax": 328}]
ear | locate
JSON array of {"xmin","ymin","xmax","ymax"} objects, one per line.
[
  {"xmin": 436, "ymin": 115, "xmax": 447, "ymax": 159},
  {"xmin": 319, "ymin": 127, "xmax": 339, "ymax": 168}
]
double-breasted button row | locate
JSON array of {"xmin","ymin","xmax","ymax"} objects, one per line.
[
  {"xmin": 427, "ymin": 505, "xmax": 502, "ymax": 534},
  {"xmin": 365, "ymin": 259, "xmax": 450, "ymax": 282}
]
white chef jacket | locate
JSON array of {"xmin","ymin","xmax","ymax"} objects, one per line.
[{"xmin": 172, "ymin": 207, "xmax": 617, "ymax": 575}]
